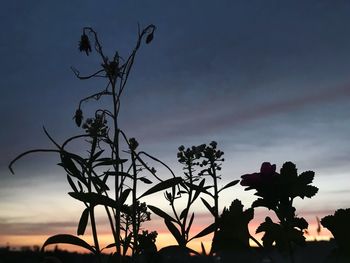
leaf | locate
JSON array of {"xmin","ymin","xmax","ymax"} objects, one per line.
[
  {"xmin": 91, "ymin": 177, "xmax": 109, "ymax": 191},
  {"xmin": 219, "ymin": 179, "xmax": 240, "ymax": 193},
  {"xmin": 201, "ymin": 242, "xmax": 207, "ymax": 256},
  {"xmin": 185, "ymin": 212, "xmax": 195, "ymax": 235},
  {"xmin": 77, "ymin": 208, "xmax": 89, "ymax": 235},
  {"xmin": 180, "ymin": 208, "xmax": 188, "ymax": 220},
  {"xmin": 60, "ymin": 154, "xmax": 81, "ymax": 177},
  {"xmin": 119, "ymin": 189, "xmax": 131, "ymax": 205},
  {"xmin": 67, "ymin": 175, "xmax": 78, "ymax": 193},
  {"xmin": 201, "ymin": 198, "xmax": 215, "ymax": 216},
  {"xmin": 69, "ymin": 192, "xmax": 117, "ymax": 208},
  {"xmin": 41, "ymin": 234, "xmax": 95, "ymax": 253},
  {"xmin": 91, "ymin": 150, "xmax": 104, "ymax": 162},
  {"xmin": 139, "ymin": 177, "xmax": 152, "ymax": 184},
  {"xmin": 148, "ymin": 205, "xmax": 176, "ymax": 222},
  {"xmin": 190, "ymin": 222, "xmax": 216, "ymax": 240},
  {"xmin": 185, "ymin": 182, "xmax": 210, "ymax": 196},
  {"xmin": 191, "ymin": 179, "xmax": 205, "ymax": 203},
  {"xmin": 93, "ymin": 158, "xmax": 128, "ymax": 168},
  {"xmin": 138, "ymin": 177, "xmax": 182, "ymax": 199},
  {"xmin": 164, "ymin": 219, "xmax": 184, "ymax": 246},
  {"xmin": 298, "ymin": 171, "xmax": 315, "ymax": 185},
  {"xmin": 104, "ymin": 171, "xmax": 133, "ymax": 179}
]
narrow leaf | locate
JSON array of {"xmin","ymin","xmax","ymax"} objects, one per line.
[
  {"xmin": 201, "ymin": 242, "xmax": 207, "ymax": 256},
  {"xmin": 119, "ymin": 189, "xmax": 131, "ymax": 205},
  {"xmin": 41, "ymin": 234, "xmax": 95, "ymax": 253},
  {"xmin": 185, "ymin": 212, "xmax": 195, "ymax": 235},
  {"xmin": 60, "ymin": 154, "xmax": 81, "ymax": 177},
  {"xmin": 148, "ymin": 205, "xmax": 176, "ymax": 222},
  {"xmin": 164, "ymin": 219, "xmax": 184, "ymax": 246},
  {"xmin": 77, "ymin": 208, "xmax": 89, "ymax": 235},
  {"xmin": 201, "ymin": 198, "xmax": 215, "ymax": 216},
  {"xmin": 180, "ymin": 208, "xmax": 188, "ymax": 220},
  {"xmin": 93, "ymin": 158, "xmax": 127, "ymax": 168},
  {"xmin": 139, "ymin": 177, "xmax": 152, "ymax": 184},
  {"xmin": 191, "ymin": 179, "xmax": 205, "ymax": 203},
  {"xmin": 138, "ymin": 177, "xmax": 182, "ymax": 199},
  {"xmin": 91, "ymin": 150, "xmax": 104, "ymax": 162},
  {"xmin": 69, "ymin": 192, "xmax": 117, "ymax": 208},
  {"xmin": 67, "ymin": 175, "xmax": 78, "ymax": 193},
  {"xmin": 190, "ymin": 222, "xmax": 216, "ymax": 240},
  {"xmin": 219, "ymin": 179, "xmax": 240, "ymax": 193}
]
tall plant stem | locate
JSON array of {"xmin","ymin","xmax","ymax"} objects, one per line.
[
  {"xmin": 89, "ymin": 206, "xmax": 101, "ymax": 260},
  {"xmin": 210, "ymin": 161, "xmax": 219, "ymax": 255},
  {"xmin": 111, "ymin": 78, "xmax": 121, "ymax": 255},
  {"xmin": 131, "ymin": 151, "xmax": 138, "ymax": 256}
]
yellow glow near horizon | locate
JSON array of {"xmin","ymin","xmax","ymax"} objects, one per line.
[{"xmin": 1, "ymin": 221, "xmax": 332, "ymax": 254}]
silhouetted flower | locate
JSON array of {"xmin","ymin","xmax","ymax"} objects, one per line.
[
  {"xmin": 82, "ymin": 114, "xmax": 107, "ymax": 137},
  {"xmin": 240, "ymin": 162, "xmax": 278, "ymax": 191},
  {"xmin": 79, "ymin": 33, "xmax": 92, "ymax": 56}
]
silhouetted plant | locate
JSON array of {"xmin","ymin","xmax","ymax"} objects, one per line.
[
  {"xmin": 148, "ymin": 142, "xmax": 240, "ymax": 256},
  {"xmin": 321, "ymin": 208, "xmax": 350, "ymax": 261},
  {"xmin": 212, "ymin": 199, "xmax": 253, "ymax": 253},
  {"xmin": 241, "ymin": 161, "xmax": 318, "ymax": 263},
  {"xmin": 9, "ymin": 25, "xmax": 183, "ymax": 262}
]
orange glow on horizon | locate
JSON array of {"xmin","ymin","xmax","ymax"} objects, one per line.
[{"xmin": 1, "ymin": 220, "xmax": 333, "ymax": 254}]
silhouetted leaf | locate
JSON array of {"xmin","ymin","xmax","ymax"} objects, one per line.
[
  {"xmin": 139, "ymin": 177, "xmax": 152, "ymax": 184},
  {"xmin": 138, "ymin": 177, "xmax": 182, "ymax": 199},
  {"xmin": 93, "ymin": 158, "xmax": 127, "ymax": 168},
  {"xmin": 298, "ymin": 171, "xmax": 314, "ymax": 185},
  {"xmin": 77, "ymin": 208, "xmax": 89, "ymax": 235},
  {"xmin": 42, "ymin": 234, "xmax": 95, "ymax": 253},
  {"xmin": 77, "ymin": 181, "xmax": 84, "ymax": 192},
  {"xmin": 91, "ymin": 150, "xmax": 104, "ymax": 162},
  {"xmin": 191, "ymin": 222, "xmax": 216, "ymax": 240},
  {"xmin": 119, "ymin": 189, "xmax": 131, "ymax": 205},
  {"xmin": 191, "ymin": 179, "xmax": 205, "ymax": 203},
  {"xmin": 91, "ymin": 176, "xmax": 109, "ymax": 191},
  {"xmin": 201, "ymin": 242, "xmax": 207, "ymax": 256},
  {"xmin": 292, "ymin": 217, "xmax": 308, "ymax": 230},
  {"xmin": 104, "ymin": 171, "xmax": 133, "ymax": 179},
  {"xmin": 67, "ymin": 175, "xmax": 78, "ymax": 193},
  {"xmin": 186, "ymin": 212, "xmax": 195, "ymax": 235},
  {"xmin": 69, "ymin": 192, "xmax": 117, "ymax": 208},
  {"xmin": 180, "ymin": 208, "xmax": 188, "ymax": 220},
  {"xmin": 185, "ymin": 181, "xmax": 210, "ymax": 195},
  {"xmin": 164, "ymin": 219, "xmax": 184, "ymax": 246},
  {"xmin": 60, "ymin": 154, "xmax": 80, "ymax": 177},
  {"xmin": 219, "ymin": 179, "xmax": 240, "ymax": 193},
  {"xmin": 201, "ymin": 198, "xmax": 215, "ymax": 216},
  {"xmin": 148, "ymin": 205, "xmax": 176, "ymax": 222}
]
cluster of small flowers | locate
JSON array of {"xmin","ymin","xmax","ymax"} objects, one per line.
[{"xmin": 82, "ymin": 114, "xmax": 108, "ymax": 137}]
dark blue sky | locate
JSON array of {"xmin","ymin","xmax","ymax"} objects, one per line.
[{"xmin": 1, "ymin": 0, "xmax": 350, "ymax": 247}]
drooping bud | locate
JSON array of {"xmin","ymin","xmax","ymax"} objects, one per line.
[
  {"xmin": 74, "ymin": 109, "xmax": 83, "ymax": 127},
  {"xmin": 79, "ymin": 33, "xmax": 92, "ymax": 56},
  {"xmin": 145, "ymin": 32, "xmax": 154, "ymax": 44},
  {"xmin": 129, "ymin": 137, "xmax": 139, "ymax": 151}
]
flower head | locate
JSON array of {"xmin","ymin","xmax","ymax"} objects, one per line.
[
  {"xmin": 240, "ymin": 162, "xmax": 277, "ymax": 191},
  {"xmin": 79, "ymin": 33, "xmax": 92, "ymax": 56}
]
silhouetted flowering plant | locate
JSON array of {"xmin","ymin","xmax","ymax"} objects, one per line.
[
  {"xmin": 321, "ymin": 208, "xmax": 350, "ymax": 256},
  {"xmin": 241, "ymin": 162, "xmax": 318, "ymax": 262},
  {"xmin": 212, "ymin": 199, "xmax": 254, "ymax": 253}
]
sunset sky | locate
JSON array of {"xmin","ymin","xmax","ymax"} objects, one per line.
[{"xmin": 1, "ymin": 0, "xmax": 350, "ymax": 252}]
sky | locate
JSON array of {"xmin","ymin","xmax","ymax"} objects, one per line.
[{"xmin": 1, "ymin": 0, "xmax": 350, "ymax": 252}]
